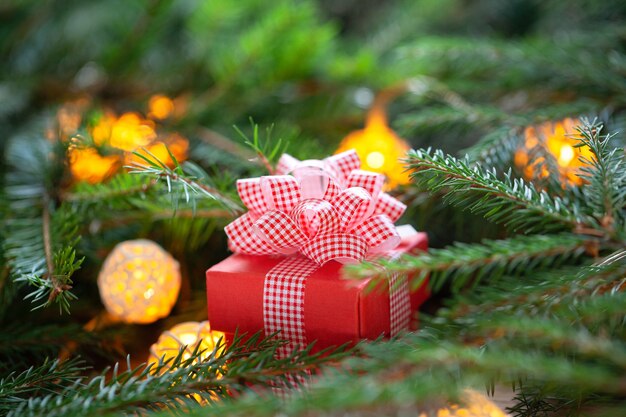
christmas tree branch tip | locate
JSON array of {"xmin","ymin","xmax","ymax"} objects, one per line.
[{"xmin": 127, "ymin": 147, "xmax": 243, "ymax": 215}]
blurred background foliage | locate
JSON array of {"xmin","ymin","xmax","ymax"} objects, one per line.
[{"xmin": 1, "ymin": 0, "xmax": 625, "ymax": 385}]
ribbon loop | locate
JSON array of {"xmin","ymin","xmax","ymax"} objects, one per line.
[
  {"xmin": 300, "ymin": 233, "xmax": 368, "ymax": 265},
  {"xmin": 350, "ymin": 214, "xmax": 400, "ymax": 253},
  {"xmin": 373, "ymin": 192, "xmax": 407, "ymax": 222},
  {"xmin": 330, "ymin": 187, "xmax": 373, "ymax": 232},
  {"xmin": 276, "ymin": 153, "xmax": 301, "ymax": 175},
  {"xmin": 237, "ymin": 178, "xmax": 268, "ymax": 216},
  {"xmin": 261, "ymin": 175, "xmax": 301, "ymax": 213},
  {"xmin": 325, "ymin": 150, "xmax": 361, "ymax": 183},
  {"xmin": 347, "ymin": 169, "xmax": 385, "ymax": 198},
  {"xmin": 225, "ymin": 213, "xmax": 277, "ymax": 255},
  {"xmin": 290, "ymin": 199, "xmax": 340, "ymax": 239},
  {"xmin": 294, "ymin": 166, "xmax": 336, "ymax": 200},
  {"xmin": 254, "ymin": 211, "xmax": 308, "ymax": 254},
  {"xmin": 322, "ymin": 180, "xmax": 341, "ymax": 201}
]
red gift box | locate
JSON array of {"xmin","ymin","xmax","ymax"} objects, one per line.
[{"xmin": 206, "ymin": 229, "xmax": 428, "ymax": 352}]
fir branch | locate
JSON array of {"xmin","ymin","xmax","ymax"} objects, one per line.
[
  {"xmin": 41, "ymin": 193, "xmax": 53, "ymax": 280},
  {"xmin": 168, "ymin": 333, "xmax": 626, "ymax": 417},
  {"xmin": 2, "ymin": 134, "xmax": 82, "ymax": 313},
  {"xmin": 127, "ymin": 149, "xmax": 243, "ymax": 215},
  {"xmin": 439, "ymin": 263, "xmax": 626, "ymax": 327},
  {"xmin": 233, "ymin": 121, "xmax": 288, "ymax": 175},
  {"xmin": 576, "ymin": 118, "xmax": 626, "ymax": 240},
  {"xmin": 405, "ymin": 148, "xmax": 597, "ymax": 234},
  {"xmin": 347, "ymin": 233, "xmax": 589, "ymax": 293},
  {"xmin": 9, "ymin": 333, "xmax": 350, "ymax": 417},
  {"xmin": 0, "ymin": 357, "xmax": 86, "ymax": 414}
]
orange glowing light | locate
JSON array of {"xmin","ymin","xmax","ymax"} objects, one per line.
[
  {"xmin": 91, "ymin": 111, "xmax": 117, "ymax": 146},
  {"xmin": 126, "ymin": 133, "xmax": 189, "ymax": 168},
  {"xmin": 69, "ymin": 105, "xmax": 188, "ymax": 183},
  {"xmin": 336, "ymin": 103, "xmax": 411, "ymax": 189},
  {"xmin": 109, "ymin": 112, "xmax": 157, "ymax": 151},
  {"xmin": 514, "ymin": 118, "xmax": 593, "ymax": 186},
  {"xmin": 148, "ymin": 94, "xmax": 175, "ymax": 120},
  {"xmin": 419, "ymin": 390, "xmax": 509, "ymax": 417},
  {"xmin": 97, "ymin": 239, "xmax": 181, "ymax": 324},
  {"xmin": 68, "ymin": 147, "xmax": 121, "ymax": 184}
]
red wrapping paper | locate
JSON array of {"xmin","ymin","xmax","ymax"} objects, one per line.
[{"xmin": 206, "ymin": 231, "xmax": 428, "ymax": 351}]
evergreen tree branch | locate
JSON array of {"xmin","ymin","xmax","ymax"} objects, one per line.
[
  {"xmin": 405, "ymin": 148, "xmax": 598, "ymax": 234},
  {"xmin": 348, "ymin": 233, "xmax": 589, "ymax": 293},
  {"xmin": 8, "ymin": 333, "xmax": 350, "ymax": 417},
  {"xmin": 0, "ymin": 357, "xmax": 86, "ymax": 414},
  {"xmin": 439, "ymin": 265, "xmax": 626, "ymax": 324},
  {"xmin": 157, "ymin": 332, "xmax": 626, "ymax": 417},
  {"xmin": 443, "ymin": 263, "xmax": 626, "ymax": 323},
  {"xmin": 127, "ymin": 149, "xmax": 243, "ymax": 215},
  {"xmin": 3, "ymin": 134, "xmax": 82, "ymax": 313},
  {"xmin": 576, "ymin": 118, "xmax": 626, "ymax": 240},
  {"xmin": 62, "ymin": 176, "xmax": 157, "ymax": 203}
]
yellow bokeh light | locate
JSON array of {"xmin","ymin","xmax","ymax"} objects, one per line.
[
  {"xmin": 558, "ymin": 144, "xmax": 575, "ymax": 167},
  {"xmin": 514, "ymin": 118, "xmax": 593, "ymax": 186},
  {"xmin": 97, "ymin": 239, "xmax": 181, "ymax": 324},
  {"xmin": 336, "ymin": 104, "xmax": 411, "ymax": 189},
  {"xmin": 69, "ymin": 107, "xmax": 189, "ymax": 183},
  {"xmin": 109, "ymin": 112, "xmax": 156, "ymax": 152},
  {"xmin": 366, "ymin": 151, "xmax": 386, "ymax": 169},
  {"xmin": 418, "ymin": 390, "xmax": 509, "ymax": 417},
  {"xmin": 149, "ymin": 321, "xmax": 225, "ymax": 367},
  {"xmin": 149, "ymin": 321, "xmax": 225, "ymax": 403},
  {"xmin": 148, "ymin": 94, "xmax": 175, "ymax": 120}
]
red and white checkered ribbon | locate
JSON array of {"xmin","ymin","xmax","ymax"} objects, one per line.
[{"xmin": 225, "ymin": 150, "xmax": 411, "ymax": 360}]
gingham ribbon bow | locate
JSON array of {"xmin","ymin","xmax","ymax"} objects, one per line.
[
  {"xmin": 225, "ymin": 150, "xmax": 407, "ymax": 264},
  {"xmin": 224, "ymin": 150, "xmax": 411, "ymax": 364}
]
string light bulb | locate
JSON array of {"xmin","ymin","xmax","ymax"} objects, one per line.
[
  {"xmin": 420, "ymin": 390, "xmax": 509, "ymax": 417},
  {"xmin": 149, "ymin": 321, "xmax": 225, "ymax": 366},
  {"xmin": 514, "ymin": 118, "xmax": 593, "ymax": 186},
  {"xmin": 148, "ymin": 94, "xmax": 175, "ymax": 120},
  {"xmin": 66, "ymin": 99, "xmax": 189, "ymax": 184},
  {"xmin": 97, "ymin": 239, "xmax": 181, "ymax": 324},
  {"xmin": 336, "ymin": 101, "xmax": 411, "ymax": 189}
]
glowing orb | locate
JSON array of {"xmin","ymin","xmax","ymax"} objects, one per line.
[{"xmin": 98, "ymin": 239, "xmax": 181, "ymax": 324}]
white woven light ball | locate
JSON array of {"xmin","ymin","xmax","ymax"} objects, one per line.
[{"xmin": 97, "ymin": 239, "xmax": 181, "ymax": 324}]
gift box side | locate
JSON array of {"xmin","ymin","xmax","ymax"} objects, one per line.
[
  {"xmin": 206, "ymin": 254, "xmax": 278, "ymax": 337},
  {"xmin": 205, "ymin": 231, "xmax": 430, "ymax": 349},
  {"xmin": 358, "ymin": 231, "xmax": 429, "ymax": 338},
  {"xmin": 302, "ymin": 261, "xmax": 363, "ymax": 349},
  {"xmin": 407, "ymin": 232, "xmax": 429, "ymax": 329},
  {"xmin": 206, "ymin": 254, "xmax": 365, "ymax": 347}
]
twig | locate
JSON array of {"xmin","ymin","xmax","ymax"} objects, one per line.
[
  {"xmin": 41, "ymin": 193, "xmax": 54, "ymax": 278},
  {"xmin": 257, "ymin": 150, "xmax": 275, "ymax": 175},
  {"xmin": 42, "ymin": 193, "xmax": 72, "ymax": 304},
  {"xmin": 196, "ymin": 128, "xmax": 255, "ymax": 160}
]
